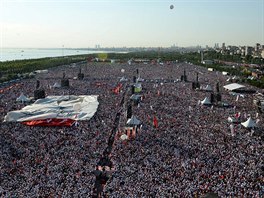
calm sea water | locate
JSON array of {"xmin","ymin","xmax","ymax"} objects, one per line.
[{"xmin": 0, "ymin": 48, "xmax": 126, "ymax": 62}]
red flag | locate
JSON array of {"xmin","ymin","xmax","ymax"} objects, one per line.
[{"xmin": 153, "ymin": 116, "xmax": 158, "ymax": 128}]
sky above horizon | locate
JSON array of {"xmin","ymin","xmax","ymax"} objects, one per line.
[{"xmin": 0, "ymin": 0, "xmax": 263, "ymax": 48}]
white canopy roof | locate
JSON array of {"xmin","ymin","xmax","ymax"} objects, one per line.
[
  {"xmin": 5, "ymin": 95, "xmax": 99, "ymax": 122},
  {"xmin": 241, "ymin": 117, "xmax": 256, "ymax": 128},
  {"xmin": 204, "ymin": 85, "xmax": 213, "ymax": 91},
  {"xmin": 223, "ymin": 83, "xmax": 245, "ymax": 91},
  {"xmin": 134, "ymin": 83, "xmax": 142, "ymax": 88},
  {"xmin": 130, "ymin": 94, "xmax": 141, "ymax": 100},
  {"xmin": 53, "ymin": 82, "xmax": 61, "ymax": 88},
  {"xmin": 126, "ymin": 115, "xmax": 141, "ymax": 125},
  {"xmin": 201, "ymin": 97, "xmax": 211, "ymax": 105},
  {"xmin": 119, "ymin": 76, "xmax": 127, "ymax": 82},
  {"xmin": 137, "ymin": 77, "xmax": 144, "ymax": 82},
  {"xmin": 16, "ymin": 93, "xmax": 30, "ymax": 102}
]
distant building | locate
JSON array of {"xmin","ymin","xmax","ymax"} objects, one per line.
[
  {"xmin": 202, "ymin": 60, "xmax": 213, "ymax": 65},
  {"xmin": 255, "ymin": 43, "xmax": 260, "ymax": 51},
  {"xmin": 222, "ymin": 43, "xmax": 226, "ymax": 50},
  {"xmin": 214, "ymin": 43, "xmax": 219, "ymax": 49},
  {"xmin": 245, "ymin": 46, "xmax": 253, "ymax": 56},
  {"xmin": 261, "ymin": 49, "xmax": 264, "ymax": 58},
  {"xmin": 201, "ymin": 51, "xmax": 204, "ymax": 62},
  {"xmin": 236, "ymin": 49, "xmax": 242, "ymax": 55}
]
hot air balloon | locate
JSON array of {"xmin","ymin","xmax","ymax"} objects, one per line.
[{"xmin": 170, "ymin": 5, "xmax": 174, "ymax": 9}]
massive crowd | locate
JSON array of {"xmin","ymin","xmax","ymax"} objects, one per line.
[{"xmin": 0, "ymin": 61, "xmax": 263, "ymax": 197}]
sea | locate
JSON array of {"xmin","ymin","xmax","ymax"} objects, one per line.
[{"xmin": 0, "ymin": 48, "xmax": 127, "ymax": 62}]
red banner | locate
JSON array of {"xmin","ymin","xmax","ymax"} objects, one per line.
[{"xmin": 22, "ymin": 118, "xmax": 76, "ymax": 127}]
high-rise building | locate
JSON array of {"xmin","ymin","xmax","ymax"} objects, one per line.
[
  {"xmin": 255, "ymin": 43, "xmax": 260, "ymax": 51},
  {"xmin": 201, "ymin": 51, "xmax": 204, "ymax": 62},
  {"xmin": 214, "ymin": 43, "xmax": 219, "ymax": 49},
  {"xmin": 245, "ymin": 46, "xmax": 253, "ymax": 56},
  {"xmin": 222, "ymin": 43, "xmax": 226, "ymax": 50}
]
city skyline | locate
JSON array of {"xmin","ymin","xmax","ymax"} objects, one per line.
[{"xmin": 1, "ymin": 0, "xmax": 264, "ymax": 48}]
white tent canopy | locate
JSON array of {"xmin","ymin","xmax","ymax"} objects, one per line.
[
  {"xmin": 201, "ymin": 97, "xmax": 211, "ymax": 105},
  {"xmin": 16, "ymin": 93, "xmax": 30, "ymax": 103},
  {"xmin": 223, "ymin": 83, "xmax": 245, "ymax": 91},
  {"xmin": 241, "ymin": 117, "xmax": 256, "ymax": 128},
  {"xmin": 53, "ymin": 82, "xmax": 61, "ymax": 88},
  {"xmin": 119, "ymin": 76, "xmax": 128, "ymax": 82},
  {"xmin": 126, "ymin": 115, "xmax": 141, "ymax": 126},
  {"xmin": 137, "ymin": 77, "xmax": 144, "ymax": 82},
  {"xmin": 204, "ymin": 85, "xmax": 213, "ymax": 91},
  {"xmin": 5, "ymin": 95, "xmax": 99, "ymax": 122},
  {"xmin": 130, "ymin": 94, "xmax": 142, "ymax": 101}
]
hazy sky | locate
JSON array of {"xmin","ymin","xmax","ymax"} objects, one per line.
[{"xmin": 0, "ymin": 0, "xmax": 263, "ymax": 48}]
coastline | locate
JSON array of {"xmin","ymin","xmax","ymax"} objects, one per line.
[{"xmin": 0, "ymin": 48, "xmax": 129, "ymax": 62}]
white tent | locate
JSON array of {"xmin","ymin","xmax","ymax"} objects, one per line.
[
  {"xmin": 5, "ymin": 95, "xmax": 99, "ymax": 122},
  {"xmin": 223, "ymin": 83, "xmax": 245, "ymax": 91},
  {"xmin": 35, "ymin": 70, "xmax": 48, "ymax": 74},
  {"xmin": 204, "ymin": 85, "xmax": 213, "ymax": 92},
  {"xmin": 119, "ymin": 76, "xmax": 127, "ymax": 82},
  {"xmin": 130, "ymin": 94, "xmax": 141, "ymax": 101},
  {"xmin": 137, "ymin": 77, "xmax": 144, "ymax": 82},
  {"xmin": 241, "ymin": 117, "xmax": 256, "ymax": 128},
  {"xmin": 201, "ymin": 97, "xmax": 211, "ymax": 105},
  {"xmin": 53, "ymin": 82, "xmax": 61, "ymax": 88},
  {"xmin": 16, "ymin": 93, "xmax": 30, "ymax": 103},
  {"xmin": 126, "ymin": 115, "xmax": 141, "ymax": 126}
]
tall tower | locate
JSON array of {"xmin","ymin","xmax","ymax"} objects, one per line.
[
  {"xmin": 222, "ymin": 43, "xmax": 226, "ymax": 50},
  {"xmin": 201, "ymin": 51, "xmax": 204, "ymax": 63}
]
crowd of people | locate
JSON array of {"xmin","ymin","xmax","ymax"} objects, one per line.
[{"xmin": 0, "ymin": 61, "xmax": 263, "ymax": 197}]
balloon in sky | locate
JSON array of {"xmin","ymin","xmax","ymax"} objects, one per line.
[{"xmin": 170, "ymin": 5, "xmax": 174, "ymax": 9}]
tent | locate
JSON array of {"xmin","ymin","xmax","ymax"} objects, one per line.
[
  {"xmin": 204, "ymin": 85, "xmax": 213, "ymax": 92},
  {"xmin": 241, "ymin": 117, "xmax": 256, "ymax": 128},
  {"xmin": 130, "ymin": 94, "xmax": 141, "ymax": 101},
  {"xmin": 223, "ymin": 83, "xmax": 245, "ymax": 91},
  {"xmin": 126, "ymin": 115, "xmax": 141, "ymax": 126},
  {"xmin": 53, "ymin": 82, "xmax": 61, "ymax": 88},
  {"xmin": 16, "ymin": 93, "xmax": 30, "ymax": 103},
  {"xmin": 201, "ymin": 97, "xmax": 211, "ymax": 105},
  {"xmin": 119, "ymin": 76, "xmax": 127, "ymax": 82},
  {"xmin": 137, "ymin": 77, "xmax": 144, "ymax": 82},
  {"xmin": 5, "ymin": 95, "xmax": 99, "ymax": 126}
]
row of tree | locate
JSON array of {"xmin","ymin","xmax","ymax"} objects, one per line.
[{"xmin": 0, "ymin": 55, "xmax": 87, "ymax": 83}]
